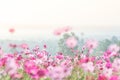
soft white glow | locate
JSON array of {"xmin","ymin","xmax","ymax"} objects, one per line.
[{"xmin": 0, "ymin": 0, "xmax": 120, "ymax": 39}]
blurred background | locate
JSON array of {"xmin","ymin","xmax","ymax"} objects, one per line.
[
  {"xmin": 0, "ymin": 0, "xmax": 120, "ymax": 54},
  {"xmin": 0, "ymin": 0, "xmax": 120, "ymax": 40}
]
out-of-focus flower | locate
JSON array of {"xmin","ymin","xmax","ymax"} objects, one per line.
[
  {"xmin": 112, "ymin": 58, "xmax": 120, "ymax": 72},
  {"xmin": 65, "ymin": 37, "xmax": 77, "ymax": 48},
  {"xmin": 11, "ymin": 73, "xmax": 23, "ymax": 79},
  {"xmin": 98, "ymin": 74, "xmax": 108, "ymax": 80},
  {"xmin": 56, "ymin": 53, "xmax": 64, "ymax": 60},
  {"xmin": 81, "ymin": 61, "xmax": 94, "ymax": 72},
  {"xmin": 109, "ymin": 76, "xmax": 119, "ymax": 80},
  {"xmin": 47, "ymin": 65, "xmax": 72, "ymax": 80},
  {"xmin": 9, "ymin": 28, "xmax": 15, "ymax": 34},
  {"xmin": 53, "ymin": 28, "xmax": 64, "ymax": 36},
  {"xmin": 106, "ymin": 62, "xmax": 112, "ymax": 69},
  {"xmin": 47, "ymin": 66, "xmax": 64, "ymax": 80},
  {"xmin": 102, "ymin": 68, "xmax": 112, "ymax": 78},
  {"xmin": 44, "ymin": 44, "xmax": 47, "ymax": 49},
  {"xmin": 85, "ymin": 39, "xmax": 98, "ymax": 50},
  {"xmin": 9, "ymin": 44, "xmax": 17, "ymax": 48},
  {"xmin": 53, "ymin": 26, "xmax": 72, "ymax": 36},
  {"xmin": 37, "ymin": 69, "xmax": 47, "ymax": 78},
  {"xmin": 104, "ymin": 44, "xmax": 120, "ymax": 58},
  {"xmin": 5, "ymin": 58, "xmax": 18, "ymax": 76},
  {"xmin": 20, "ymin": 43, "xmax": 28, "ymax": 49},
  {"xmin": 108, "ymin": 44, "xmax": 120, "ymax": 53},
  {"xmin": 62, "ymin": 26, "xmax": 72, "ymax": 32}
]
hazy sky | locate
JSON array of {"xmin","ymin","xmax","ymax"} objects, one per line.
[{"xmin": 0, "ymin": 0, "xmax": 120, "ymax": 39}]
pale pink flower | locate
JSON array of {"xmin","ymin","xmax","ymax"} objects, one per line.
[
  {"xmin": 9, "ymin": 28, "xmax": 15, "ymax": 34},
  {"xmin": 108, "ymin": 44, "xmax": 120, "ymax": 53},
  {"xmin": 105, "ymin": 44, "xmax": 120, "ymax": 57},
  {"xmin": 47, "ymin": 66, "xmax": 64, "ymax": 80},
  {"xmin": 62, "ymin": 26, "xmax": 72, "ymax": 32},
  {"xmin": 5, "ymin": 58, "xmax": 18, "ymax": 75},
  {"xmin": 47, "ymin": 65, "xmax": 72, "ymax": 80},
  {"xmin": 53, "ymin": 26, "xmax": 72, "ymax": 36},
  {"xmin": 53, "ymin": 28, "xmax": 63, "ymax": 36},
  {"xmin": 66, "ymin": 37, "xmax": 77, "ymax": 48},
  {"xmin": 12, "ymin": 73, "xmax": 23, "ymax": 79},
  {"xmin": 85, "ymin": 39, "xmax": 98, "ymax": 50},
  {"xmin": 81, "ymin": 61, "xmax": 94, "ymax": 72},
  {"xmin": 102, "ymin": 68, "xmax": 112, "ymax": 78},
  {"xmin": 20, "ymin": 43, "xmax": 28, "ymax": 49},
  {"xmin": 112, "ymin": 58, "xmax": 120, "ymax": 72}
]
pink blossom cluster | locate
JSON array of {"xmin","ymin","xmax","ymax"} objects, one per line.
[
  {"xmin": 0, "ymin": 40, "xmax": 120, "ymax": 80},
  {"xmin": 1, "ymin": 27, "xmax": 120, "ymax": 80}
]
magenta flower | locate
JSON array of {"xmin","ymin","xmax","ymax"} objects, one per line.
[
  {"xmin": 98, "ymin": 74, "xmax": 108, "ymax": 80},
  {"xmin": 106, "ymin": 62, "xmax": 112, "ymax": 69},
  {"xmin": 110, "ymin": 76, "xmax": 119, "ymax": 80},
  {"xmin": 104, "ymin": 44, "xmax": 120, "ymax": 58},
  {"xmin": 56, "ymin": 53, "xmax": 64, "ymax": 60},
  {"xmin": 37, "ymin": 69, "xmax": 47, "ymax": 78}
]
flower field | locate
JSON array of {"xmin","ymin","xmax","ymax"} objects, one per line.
[{"xmin": 0, "ymin": 27, "xmax": 120, "ymax": 80}]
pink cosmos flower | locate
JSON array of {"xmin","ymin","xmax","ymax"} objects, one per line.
[
  {"xmin": 56, "ymin": 53, "xmax": 64, "ymax": 60},
  {"xmin": 47, "ymin": 66, "xmax": 64, "ymax": 80},
  {"xmin": 47, "ymin": 65, "xmax": 72, "ymax": 80},
  {"xmin": 9, "ymin": 44, "xmax": 17, "ymax": 48},
  {"xmin": 62, "ymin": 26, "xmax": 72, "ymax": 32},
  {"xmin": 66, "ymin": 37, "xmax": 77, "ymax": 48},
  {"xmin": 112, "ymin": 58, "xmax": 120, "ymax": 72},
  {"xmin": 104, "ymin": 44, "xmax": 120, "ymax": 58},
  {"xmin": 0, "ymin": 57, "xmax": 7, "ymax": 67},
  {"xmin": 53, "ymin": 26, "xmax": 72, "ymax": 36},
  {"xmin": 98, "ymin": 74, "xmax": 108, "ymax": 80},
  {"xmin": 37, "ymin": 69, "xmax": 47, "ymax": 78},
  {"xmin": 110, "ymin": 76, "xmax": 119, "ymax": 80},
  {"xmin": 20, "ymin": 43, "xmax": 28, "ymax": 49},
  {"xmin": 53, "ymin": 28, "xmax": 64, "ymax": 36},
  {"xmin": 106, "ymin": 62, "xmax": 112, "ymax": 69},
  {"xmin": 11, "ymin": 73, "xmax": 23, "ymax": 79},
  {"xmin": 5, "ymin": 58, "xmax": 18, "ymax": 76},
  {"xmin": 24, "ymin": 60, "xmax": 47, "ymax": 79},
  {"xmin": 85, "ymin": 39, "xmax": 98, "ymax": 50},
  {"xmin": 108, "ymin": 44, "xmax": 120, "ymax": 53},
  {"xmin": 9, "ymin": 28, "xmax": 15, "ymax": 34},
  {"xmin": 81, "ymin": 61, "xmax": 94, "ymax": 72},
  {"xmin": 102, "ymin": 68, "xmax": 113, "ymax": 78}
]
